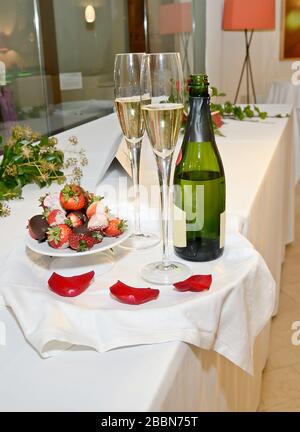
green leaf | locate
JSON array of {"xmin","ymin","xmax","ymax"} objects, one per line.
[
  {"xmin": 244, "ymin": 105, "xmax": 254, "ymax": 118},
  {"xmin": 259, "ymin": 112, "xmax": 267, "ymax": 120},
  {"xmin": 39, "ymin": 136, "xmax": 49, "ymax": 147},
  {"xmin": 0, "ymin": 180, "xmax": 22, "ymax": 200},
  {"xmin": 224, "ymin": 101, "xmax": 233, "ymax": 114},
  {"xmin": 233, "ymin": 106, "xmax": 245, "ymax": 120},
  {"xmin": 210, "ymin": 87, "xmax": 218, "ymax": 98},
  {"xmin": 210, "ymin": 87, "xmax": 226, "ymax": 98}
]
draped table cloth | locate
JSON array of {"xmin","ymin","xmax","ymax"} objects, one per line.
[
  {"xmin": 0, "ymin": 233, "xmax": 275, "ymax": 375},
  {"xmin": 267, "ymin": 81, "xmax": 300, "ymax": 183},
  {"xmin": 0, "ymin": 104, "xmax": 294, "ymax": 411}
]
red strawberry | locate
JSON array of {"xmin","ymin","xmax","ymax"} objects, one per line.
[
  {"xmin": 103, "ymin": 218, "xmax": 127, "ymax": 237},
  {"xmin": 66, "ymin": 211, "xmax": 86, "ymax": 228},
  {"xmin": 69, "ymin": 233, "xmax": 94, "ymax": 252},
  {"xmin": 90, "ymin": 231, "xmax": 103, "ymax": 245},
  {"xmin": 59, "ymin": 184, "xmax": 85, "ymax": 211},
  {"xmin": 46, "ymin": 209, "xmax": 66, "ymax": 226},
  {"xmin": 47, "ymin": 224, "xmax": 72, "ymax": 249}
]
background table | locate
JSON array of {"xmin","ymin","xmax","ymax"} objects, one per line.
[
  {"xmin": 267, "ymin": 81, "xmax": 300, "ymax": 184},
  {"xmin": 0, "ymin": 105, "xmax": 294, "ymax": 411},
  {"xmin": 218, "ymin": 105, "xmax": 294, "ymax": 312}
]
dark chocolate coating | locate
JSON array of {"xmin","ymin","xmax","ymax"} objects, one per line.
[
  {"xmin": 28, "ymin": 215, "xmax": 49, "ymax": 242},
  {"xmin": 67, "ymin": 210, "xmax": 87, "ymax": 223},
  {"xmin": 72, "ymin": 224, "xmax": 90, "ymax": 236}
]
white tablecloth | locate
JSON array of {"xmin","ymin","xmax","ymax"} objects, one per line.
[
  {"xmin": 0, "ymin": 233, "xmax": 275, "ymax": 375},
  {"xmin": 267, "ymin": 82, "xmax": 300, "ymax": 183},
  {"xmin": 217, "ymin": 105, "xmax": 294, "ymax": 312},
  {"xmin": 0, "ymin": 104, "xmax": 294, "ymax": 411}
]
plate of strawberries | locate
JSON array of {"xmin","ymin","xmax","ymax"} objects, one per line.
[{"xmin": 26, "ymin": 183, "xmax": 132, "ymax": 257}]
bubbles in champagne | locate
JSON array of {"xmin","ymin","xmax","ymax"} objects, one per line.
[
  {"xmin": 141, "ymin": 103, "xmax": 184, "ymax": 158},
  {"xmin": 115, "ymin": 96, "xmax": 151, "ymax": 143}
]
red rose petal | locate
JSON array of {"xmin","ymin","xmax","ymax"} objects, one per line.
[
  {"xmin": 212, "ymin": 111, "xmax": 224, "ymax": 129},
  {"xmin": 48, "ymin": 271, "xmax": 95, "ymax": 297},
  {"xmin": 110, "ymin": 281, "xmax": 160, "ymax": 305},
  {"xmin": 174, "ymin": 275, "xmax": 212, "ymax": 292}
]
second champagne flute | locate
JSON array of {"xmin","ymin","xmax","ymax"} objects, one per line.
[
  {"xmin": 114, "ymin": 53, "xmax": 159, "ymax": 250},
  {"xmin": 140, "ymin": 53, "xmax": 191, "ymax": 284}
]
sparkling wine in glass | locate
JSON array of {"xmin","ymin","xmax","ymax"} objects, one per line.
[
  {"xmin": 140, "ymin": 53, "xmax": 191, "ymax": 284},
  {"xmin": 114, "ymin": 53, "xmax": 159, "ymax": 250}
]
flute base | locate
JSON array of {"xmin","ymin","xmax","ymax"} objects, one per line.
[
  {"xmin": 119, "ymin": 232, "xmax": 160, "ymax": 251},
  {"xmin": 141, "ymin": 260, "xmax": 192, "ymax": 285}
]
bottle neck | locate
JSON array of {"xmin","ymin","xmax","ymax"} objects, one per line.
[
  {"xmin": 185, "ymin": 96, "xmax": 214, "ymax": 143},
  {"xmin": 189, "ymin": 87, "xmax": 210, "ymax": 98}
]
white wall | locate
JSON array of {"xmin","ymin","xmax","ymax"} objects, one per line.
[
  {"xmin": 206, "ymin": 0, "xmax": 223, "ymax": 91},
  {"xmin": 206, "ymin": 0, "xmax": 294, "ymax": 102}
]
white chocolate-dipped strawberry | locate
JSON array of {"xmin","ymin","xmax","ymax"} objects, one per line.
[
  {"xmin": 46, "ymin": 209, "xmax": 66, "ymax": 226},
  {"xmin": 86, "ymin": 200, "xmax": 108, "ymax": 218},
  {"xmin": 95, "ymin": 201, "xmax": 109, "ymax": 215},
  {"xmin": 88, "ymin": 213, "xmax": 109, "ymax": 231},
  {"xmin": 42, "ymin": 192, "xmax": 63, "ymax": 211}
]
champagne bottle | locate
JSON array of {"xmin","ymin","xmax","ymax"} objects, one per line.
[{"xmin": 173, "ymin": 74, "xmax": 226, "ymax": 261}]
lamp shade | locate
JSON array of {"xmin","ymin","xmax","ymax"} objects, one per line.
[
  {"xmin": 223, "ymin": 0, "xmax": 275, "ymax": 31},
  {"xmin": 159, "ymin": 3, "xmax": 192, "ymax": 35}
]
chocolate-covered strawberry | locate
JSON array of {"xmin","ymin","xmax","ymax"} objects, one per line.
[
  {"xmin": 66, "ymin": 210, "xmax": 87, "ymax": 228},
  {"xmin": 39, "ymin": 192, "xmax": 63, "ymax": 211},
  {"xmin": 88, "ymin": 213, "xmax": 109, "ymax": 231},
  {"xmin": 72, "ymin": 225, "xmax": 91, "ymax": 236},
  {"xmin": 90, "ymin": 231, "xmax": 103, "ymax": 244},
  {"xmin": 28, "ymin": 215, "xmax": 49, "ymax": 242},
  {"xmin": 69, "ymin": 232, "xmax": 94, "ymax": 252}
]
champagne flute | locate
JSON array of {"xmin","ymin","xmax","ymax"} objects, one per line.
[
  {"xmin": 140, "ymin": 53, "xmax": 191, "ymax": 284},
  {"xmin": 114, "ymin": 53, "xmax": 159, "ymax": 250}
]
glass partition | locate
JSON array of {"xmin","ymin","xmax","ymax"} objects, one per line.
[
  {"xmin": 0, "ymin": 0, "xmax": 129, "ymax": 150},
  {"xmin": 0, "ymin": 0, "xmax": 48, "ymax": 149},
  {"xmin": 0, "ymin": 0, "xmax": 204, "ymax": 152},
  {"xmin": 146, "ymin": 0, "xmax": 194, "ymax": 78},
  {"xmin": 49, "ymin": 0, "xmax": 129, "ymax": 134}
]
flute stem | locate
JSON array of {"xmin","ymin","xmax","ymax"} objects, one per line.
[
  {"xmin": 127, "ymin": 139, "xmax": 142, "ymax": 235},
  {"xmin": 156, "ymin": 154, "xmax": 172, "ymax": 268}
]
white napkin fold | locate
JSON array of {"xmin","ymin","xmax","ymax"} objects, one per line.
[{"xmin": 0, "ymin": 232, "xmax": 275, "ymax": 374}]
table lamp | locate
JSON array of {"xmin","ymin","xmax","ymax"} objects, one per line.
[
  {"xmin": 159, "ymin": 2, "xmax": 192, "ymax": 76},
  {"xmin": 223, "ymin": 0, "xmax": 275, "ymax": 103}
]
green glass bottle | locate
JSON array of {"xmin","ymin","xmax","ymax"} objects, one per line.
[{"xmin": 173, "ymin": 74, "xmax": 226, "ymax": 261}]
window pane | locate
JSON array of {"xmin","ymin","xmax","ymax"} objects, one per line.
[
  {"xmin": 146, "ymin": 0, "xmax": 193, "ymax": 78},
  {"xmin": 0, "ymin": 0, "xmax": 48, "ymax": 150},
  {"xmin": 48, "ymin": 0, "xmax": 129, "ymax": 134},
  {"xmin": 0, "ymin": 0, "xmax": 129, "ymax": 149}
]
